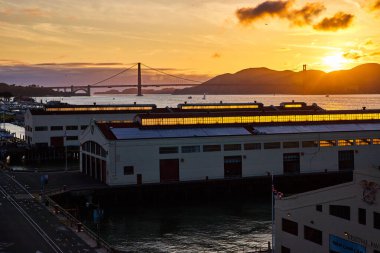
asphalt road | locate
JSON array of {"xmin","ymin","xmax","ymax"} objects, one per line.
[{"xmin": 0, "ymin": 170, "xmax": 97, "ymax": 253}]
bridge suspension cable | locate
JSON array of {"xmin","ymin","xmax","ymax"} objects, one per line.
[
  {"xmin": 89, "ymin": 63, "xmax": 138, "ymax": 87},
  {"xmin": 141, "ymin": 63, "xmax": 203, "ymax": 83}
]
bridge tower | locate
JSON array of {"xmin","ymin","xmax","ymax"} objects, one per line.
[
  {"xmin": 302, "ymin": 64, "xmax": 307, "ymax": 94},
  {"xmin": 137, "ymin": 62, "xmax": 142, "ymax": 96}
]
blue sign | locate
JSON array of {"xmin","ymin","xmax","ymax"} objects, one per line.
[{"xmin": 330, "ymin": 235, "xmax": 366, "ymax": 253}]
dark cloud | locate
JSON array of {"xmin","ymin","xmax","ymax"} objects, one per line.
[
  {"xmin": 236, "ymin": 0, "xmax": 292, "ymax": 25},
  {"xmin": 288, "ymin": 2, "xmax": 325, "ymax": 26},
  {"xmin": 313, "ymin": 12, "xmax": 354, "ymax": 31},
  {"xmin": 372, "ymin": 0, "xmax": 380, "ymax": 10},
  {"xmin": 236, "ymin": 0, "xmax": 325, "ymax": 27}
]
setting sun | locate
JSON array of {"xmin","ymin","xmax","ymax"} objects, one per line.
[{"xmin": 322, "ymin": 53, "xmax": 349, "ymax": 72}]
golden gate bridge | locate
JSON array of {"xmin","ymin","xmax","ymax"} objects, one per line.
[{"xmin": 51, "ymin": 62, "xmax": 203, "ymax": 96}]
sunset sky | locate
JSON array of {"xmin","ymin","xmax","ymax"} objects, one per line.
[{"xmin": 1, "ymin": 0, "xmax": 380, "ymax": 85}]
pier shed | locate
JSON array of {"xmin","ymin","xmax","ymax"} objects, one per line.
[{"xmin": 79, "ymin": 102, "xmax": 380, "ymax": 186}]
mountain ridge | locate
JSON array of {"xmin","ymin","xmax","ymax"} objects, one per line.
[{"xmin": 174, "ymin": 63, "xmax": 380, "ymax": 95}]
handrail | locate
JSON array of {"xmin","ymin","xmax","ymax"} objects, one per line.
[{"xmin": 45, "ymin": 196, "xmax": 117, "ymax": 253}]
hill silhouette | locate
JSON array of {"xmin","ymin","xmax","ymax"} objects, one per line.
[
  {"xmin": 0, "ymin": 83, "xmax": 64, "ymax": 97},
  {"xmin": 174, "ymin": 63, "xmax": 380, "ymax": 95}
]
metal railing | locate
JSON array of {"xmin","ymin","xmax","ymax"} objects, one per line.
[{"xmin": 45, "ymin": 196, "xmax": 118, "ymax": 253}]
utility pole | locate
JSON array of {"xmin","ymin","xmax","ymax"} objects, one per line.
[{"xmin": 137, "ymin": 62, "xmax": 142, "ymax": 96}]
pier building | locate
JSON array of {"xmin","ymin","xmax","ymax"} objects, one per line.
[
  {"xmin": 24, "ymin": 104, "xmax": 156, "ymax": 147},
  {"xmin": 275, "ymin": 168, "xmax": 380, "ymax": 253},
  {"xmin": 78, "ymin": 101, "xmax": 380, "ymax": 185}
]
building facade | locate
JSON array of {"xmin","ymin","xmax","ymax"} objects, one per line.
[
  {"xmin": 24, "ymin": 104, "xmax": 156, "ymax": 147},
  {"xmin": 275, "ymin": 168, "xmax": 380, "ymax": 253},
  {"xmin": 78, "ymin": 102, "xmax": 380, "ymax": 186}
]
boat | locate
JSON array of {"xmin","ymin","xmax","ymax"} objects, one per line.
[{"xmin": 202, "ymin": 93, "xmax": 206, "ymax": 100}]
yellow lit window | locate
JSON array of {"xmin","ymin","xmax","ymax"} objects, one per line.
[
  {"xmin": 319, "ymin": 140, "xmax": 336, "ymax": 147},
  {"xmin": 181, "ymin": 104, "xmax": 259, "ymax": 110},
  {"xmin": 356, "ymin": 139, "xmax": 371, "ymax": 146},
  {"xmin": 46, "ymin": 106, "xmax": 153, "ymax": 112},
  {"xmin": 139, "ymin": 112, "xmax": 380, "ymax": 126},
  {"xmin": 373, "ymin": 138, "xmax": 380, "ymax": 145},
  {"xmin": 284, "ymin": 104, "xmax": 303, "ymax": 108},
  {"xmin": 337, "ymin": 140, "xmax": 354, "ymax": 146}
]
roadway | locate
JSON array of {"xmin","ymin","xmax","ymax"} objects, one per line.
[{"xmin": 0, "ymin": 170, "xmax": 98, "ymax": 253}]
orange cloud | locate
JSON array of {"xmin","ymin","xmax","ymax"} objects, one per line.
[
  {"xmin": 313, "ymin": 12, "xmax": 354, "ymax": 31},
  {"xmin": 343, "ymin": 51, "xmax": 363, "ymax": 60},
  {"xmin": 236, "ymin": 0, "xmax": 325, "ymax": 26},
  {"xmin": 0, "ymin": 7, "xmax": 50, "ymax": 18},
  {"xmin": 22, "ymin": 8, "xmax": 50, "ymax": 17},
  {"xmin": 35, "ymin": 62, "xmax": 124, "ymax": 67}
]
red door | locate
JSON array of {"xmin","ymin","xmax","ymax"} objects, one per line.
[
  {"xmin": 160, "ymin": 159, "xmax": 179, "ymax": 183},
  {"xmin": 50, "ymin": 136, "xmax": 64, "ymax": 147}
]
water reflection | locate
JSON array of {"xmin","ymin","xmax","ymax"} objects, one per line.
[{"xmin": 97, "ymin": 200, "xmax": 272, "ymax": 252}]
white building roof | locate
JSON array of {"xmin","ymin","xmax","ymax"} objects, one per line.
[
  {"xmin": 110, "ymin": 127, "xmax": 252, "ymax": 140},
  {"xmin": 253, "ymin": 123, "xmax": 380, "ymax": 135}
]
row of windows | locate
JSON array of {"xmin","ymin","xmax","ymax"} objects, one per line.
[
  {"xmin": 180, "ymin": 104, "xmax": 261, "ymax": 110},
  {"xmin": 140, "ymin": 112, "xmax": 380, "ymax": 126},
  {"xmin": 282, "ymin": 218, "xmax": 322, "ymax": 245},
  {"xmin": 34, "ymin": 125, "xmax": 88, "ymax": 131},
  {"xmin": 282, "ymin": 210, "xmax": 380, "ymax": 251},
  {"xmin": 317, "ymin": 204, "xmax": 380, "ymax": 229},
  {"xmin": 158, "ymin": 138, "xmax": 380, "ymax": 154},
  {"xmin": 81, "ymin": 141, "xmax": 107, "ymax": 157},
  {"xmin": 46, "ymin": 106, "xmax": 154, "ymax": 112}
]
